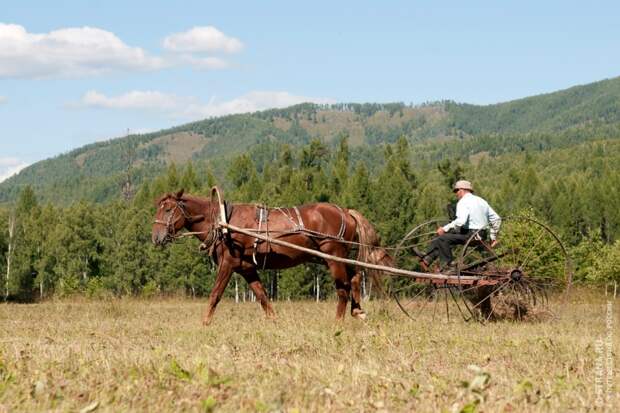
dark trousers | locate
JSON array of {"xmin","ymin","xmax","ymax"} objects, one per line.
[{"xmin": 425, "ymin": 232, "xmax": 470, "ymax": 265}]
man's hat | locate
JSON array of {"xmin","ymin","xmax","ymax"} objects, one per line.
[{"xmin": 453, "ymin": 180, "xmax": 474, "ymax": 192}]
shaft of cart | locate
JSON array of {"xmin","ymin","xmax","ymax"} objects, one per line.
[{"xmin": 219, "ymin": 222, "xmax": 485, "ymax": 284}]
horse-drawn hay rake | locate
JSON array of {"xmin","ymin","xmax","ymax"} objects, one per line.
[
  {"xmin": 153, "ymin": 188, "xmax": 572, "ymax": 324},
  {"xmin": 389, "ymin": 216, "xmax": 573, "ymax": 322},
  {"xmin": 220, "ymin": 215, "xmax": 572, "ymax": 323}
]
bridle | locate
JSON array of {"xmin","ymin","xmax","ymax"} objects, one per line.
[{"xmin": 154, "ymin": 199, "xmax": 203, "ymax": 243}]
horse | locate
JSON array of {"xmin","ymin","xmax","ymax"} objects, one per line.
[{"xmin": 151, "ymin": 189, "xmax": 393, "ymax": 325}]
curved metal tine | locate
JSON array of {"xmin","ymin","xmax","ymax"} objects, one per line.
[
  {"xmin": 538, "ymin": 281, "xmax": 550, "ymax": 305},
  {"xmin": 526, "ymin": 279, "xmax": 549, "ymax": 305},
  {"xmin": 520, "ymin": 280, "xmax": 537, "ymax": 307},
  {"xmin": 457, "ymin": 282, "xmax": 488, "ymax": 295},
  {"xmin": 459, "ymin": 287, "xmax": 483, "ymax": 323},
  {"xmin": 394, "ymin": 284, "xmax": 421, "ymax": 321},
  {"xmin": 394, "ymin": 297, "xmax": 414, "ymax": 320},
  {"xmin": 400, "ymin": 227, "xmax": 439, "ymax": 245},
  {"xmin": 460, "ymin": 247, "xmax": 481, "ymax": 269},
  {"xmin": 514, "ymin": 282, "xmax": 531, "ymax": 311},
  {"xmin": 523, "ymin": 274, "xmax": 561, "ymax": 289},
  {"xmin": 485, "ymin": 290, "xmax": 501, "ymax": 323},
  {"xmin": 413, "ymin": 285, "xmax": 435, "ymax": 320},
  {"xmin": 451, "ymin": 270, "xmax": 483, "ymax": 322},
  {"xmin": 431, "ymin": 285, "xmax": 440, "ymax": 321},
  {"xmin": 450, "ymin": 277, "xmax": 491, "ymax": 322},
  {"xmin": 512, "ymin": 284, "xmax": 523, "ymax": 320},
  {"xmin": 523, "ymin": 281, "xmax": 539, "ymax": 311},
  {"xmin": 448, "ymin": 286, "xmax": 470, "ymax": 322},
  {"xmin": 444, "ymin": 287, "xmax": 450, "ymax": 322},
  {"xmin": 399, "ymin": 230, "xmax": 436, "ymax": 246},
  {"xmin": 524, "ymin": 261, "xmax": 566, "ymax": 283},
  {"xmin": 498, "ymin": 221, "xmax": 521, "ymax": 269},
  {"xmin": 524, "ymin": 281, "xmax": 548, "ymax": 318},
  {"xmin": 518, "ymin": 229, "xmax": 549, "ymax": 269},
  {"xmin": 521, "ymin": 243, "xmax": 562, "ymax": 272},
  {"xmin": 521, "ymin": 263, "xmax": 563, "ymax": 288},
  {"xmin": 410, "ymin": 230, "xmax": 440, "ymax": 239},
  {"xmin": 532, "ymin": 280, "xmax": 550, "ymax": 306},
  {"xmin": 391, "ymin": 282, "xmax": 424, "ymax": 296},
  {"xmin": 486, "ymin": 283, "xmax": 513, "ymax": 323},
  {"xmin": 394, "ymin": 284, "xmax": 431, "ymax": 321},
  {"xmin": 400, "ymin": 284, "xmax": 432, "ymax": 309},
  {"xmin": 524, "ymin": 261, "xmax": 562, "ymax": 279},
  {"xmin": 398, "ymin": 240, "xmax": 430, "ymax": 250},
  {"xmin": 469, "ymin": 280, "xmax": 512, "ymax": 312},
  {"xmin": 461, "ymin": 236, "xmax": 492, "ymax": 264},
  {"xmin": 534, "ymin": 273, "xmax": 562, "ymax": 287},
  {"xmin": 460, "ymin": 242, "xmax": 477, "ymax": 262}
]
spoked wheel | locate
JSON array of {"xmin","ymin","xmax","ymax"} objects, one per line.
[
  {"xmin": 457, "ymin": 216, "xmax": 573, "ymax": 322},
  {"xmin": 391, "ymin": 219, "xmax": 471, "ymax": 322}
]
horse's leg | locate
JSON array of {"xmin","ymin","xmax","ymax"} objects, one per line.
[
  {"xmin": 349, "ymin": 267, "xmax": 366, "ymax": 319},
  {"xmin": 241, "ymin": 269, "xmax": 276, "ymax": 319},
  {"xmin": 326, "ymin": 260, "xmax": 350, "ymax": 321},
  {"xmin": 202, "ymin": 261, "xmax": 233, "ymax": 326}
]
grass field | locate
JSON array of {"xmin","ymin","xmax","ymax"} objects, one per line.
[{"xmin": 0, "ymin": 289, "xmax": 618, "ymax": 412}]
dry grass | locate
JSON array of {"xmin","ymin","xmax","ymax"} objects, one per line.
[{"xmin": 0, "ymin": 289, "xmax": 617, "ymax": 412}]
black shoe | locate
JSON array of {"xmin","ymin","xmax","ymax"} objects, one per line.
[{"xmin": 412, "ymin": 247, "xmax": 426, "ymax": 259}]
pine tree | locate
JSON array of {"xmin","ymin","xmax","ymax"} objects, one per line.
[{"xmin": 180, "ymin": 162, "xmax": 201, "ymax": 192}]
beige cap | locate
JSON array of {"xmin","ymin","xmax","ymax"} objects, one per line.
[{"xmin": 453, "ymin": 180, "xmax": 474, "ymax": 192}]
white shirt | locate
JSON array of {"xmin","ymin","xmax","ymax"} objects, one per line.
[{"xmin": 442, "ymin": 192, "xmax": 501, "ymax": 240}]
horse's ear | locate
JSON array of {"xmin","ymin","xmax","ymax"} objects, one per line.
[{"xmin": 175, "ymin": 189, "xmax": 185, "ymax": 199}]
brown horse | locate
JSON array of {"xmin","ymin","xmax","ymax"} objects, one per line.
[{"xmin": 152, "ymin": 189, "xmax": 393, "ymax": 325}]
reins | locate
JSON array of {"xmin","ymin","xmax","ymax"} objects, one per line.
[{"xmin": 156, "ymin": 193, "xmax": 410, "ymax": 253}]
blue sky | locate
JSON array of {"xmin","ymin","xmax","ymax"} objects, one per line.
[{"xmin": 1, "ymin": 0, "xmax": 619, "ymax": 181}]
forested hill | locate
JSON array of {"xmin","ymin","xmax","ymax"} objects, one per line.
[
  {"xmin": 446, "ymin": 76, "xmax": 620, "ymax": 135},
  {"xmin": 2, "ymin": 75, "xmax": 620, "ymax": 204}
]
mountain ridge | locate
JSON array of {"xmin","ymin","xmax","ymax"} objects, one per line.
[{"xmin": 2, "ymin": 76, "xmax": 620, "ymax": 204}]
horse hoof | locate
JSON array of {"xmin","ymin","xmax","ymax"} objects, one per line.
[
  {"xmin": 352, "ymin": 309, "xmax": 367, "ymax": 320},
  {"xmin": 202, "ymin": 318, "xmax": 212, "ymax": 326}
]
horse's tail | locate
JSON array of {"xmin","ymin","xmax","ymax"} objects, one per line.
[{"xmin": 348, "ymin": 209, "xmax": 394, "ymax": 298}]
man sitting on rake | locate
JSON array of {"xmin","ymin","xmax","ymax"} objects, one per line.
[{"xmin": 419, "ymin": 180, "xmax": 501, "ymax": 273}]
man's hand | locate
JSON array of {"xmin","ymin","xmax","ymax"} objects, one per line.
[
  {"xmin": 490, "ymin": 239, "xmax": 498, "ymax": 248},
  {"xmin": 436, "ymin": 227, "xmax": 446, "ymax": 236}
]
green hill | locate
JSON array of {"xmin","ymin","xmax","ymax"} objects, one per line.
[
  {"xmin": 2, "ymin": 76, "xmax": 620, "ymax": 204},
  {"xmin": 446, "ymin": 76, "xmax": 620, "ymax": 134}
]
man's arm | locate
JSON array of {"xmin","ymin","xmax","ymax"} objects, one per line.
[{"xmin": 487, "ymin": 205, "xmax": 501, "ymax": 241}]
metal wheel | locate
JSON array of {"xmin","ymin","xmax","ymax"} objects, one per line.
[
  {"xmin": 457, "ymin": 216, "xmax": 573, "ymax": 322},
  {"xmin": 391, "ymin": 219, "xmax": 470, "ymax": 321}
]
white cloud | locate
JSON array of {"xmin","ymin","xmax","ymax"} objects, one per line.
[
  {"xmin": 188, "ymin": 91, "xmax": 335, "ymax": 118},
  {"xmin": 0, "ymin": 23, "xmax": 167, "ymax": 78},
  {"xmin": 0, "ymin": 157, "xmax": 30, "ymax": 183},
  {"xmin": 0, "ymin": 96, "xmax": 6, "ymax": 104},
  {"xmin": 81, "ymin": 90, "xmax": 194, "ymax": 111},
  {"xmin": 163, "ymin": 26, "xmax": 243, "ymax": 54},
  {"xmin": 179, "ymin": 55, "xmax": 230, "ymax": 70},
  {"xmin": 78, "ymin": 90, "xmax": 335, "ymax": 120}
]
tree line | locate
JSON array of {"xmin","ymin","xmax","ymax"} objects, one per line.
[{"xmin": 1, "ymin": 136, "xmax": 619, "ymax": 301}]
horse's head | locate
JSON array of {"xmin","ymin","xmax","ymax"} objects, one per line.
[{"xmin": 152, "ymin": 189, "xmax": 188, "ymax": 246}]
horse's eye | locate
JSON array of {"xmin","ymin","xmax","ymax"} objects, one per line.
[{"xmin": 165, "ymin": 208, "xmax": 172, "ymax": 213}]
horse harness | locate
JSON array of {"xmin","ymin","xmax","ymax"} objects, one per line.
[
  {"xmin": 251, "ymin": 204, "xmax": 348, "ymax": 268},
  {"xmin": 200, "ymin": 201, "xmax": 234, "ymax": 256}
]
